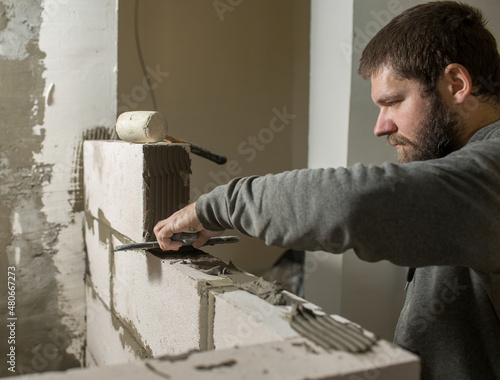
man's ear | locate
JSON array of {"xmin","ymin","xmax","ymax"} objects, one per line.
[{"xmin": 441, "ymin": 63, "xmax": 473, "ymax": 105}]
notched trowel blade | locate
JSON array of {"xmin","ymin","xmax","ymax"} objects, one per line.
[
  {"xmin": 114, "ymin": 233, "xmax": 239, "ymax": 252},
  {"xmin": 114, "ymin": 241, "xmax": 161, "ymax": 251}
]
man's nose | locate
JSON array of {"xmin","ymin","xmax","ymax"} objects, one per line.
[{"xmin": 374, "ymin": 112, "xmax": 397, "ymax": 137}]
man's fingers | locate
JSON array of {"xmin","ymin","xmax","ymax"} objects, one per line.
[
  {"xmin": 153, "ymin": 219, "xmax": 169, "ymax": 237},
  {"xmin": 153, "ymin": 222, "xmax": 167, "ymax": 239},
  {"xmin": 192, "ymin": 230, "xmax": 225, "ymax": 249},
  {"xmin": 154, "ymin": 221, "xmax": 181, "ymax": 251},
  {"xmin": 157, "ymin": 235, "xmax": 183, "ymax": 251},
  {"xmin": 192, "ymin": 234, "xmax": 211, "ymax": 249}
]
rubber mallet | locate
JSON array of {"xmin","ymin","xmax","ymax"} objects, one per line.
[{"xmin": 115, "ymin": 111, "xmax": 227, "ymax": 165}]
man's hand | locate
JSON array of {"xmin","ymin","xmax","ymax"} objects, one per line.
[{"xmin": 153, "ymin": 202, "xmax": 223, "ymax": 251}]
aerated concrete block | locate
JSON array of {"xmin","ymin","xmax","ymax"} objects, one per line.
[
  {"xmin": 212, "ymin": 290, "xmax": 298, "ymax": 350},
  {"xmin": 83, "ymin": 140, "xmax": 191, "ymax": 306},
  {"xmin": 15, "ymin": 361, "xmax": 163, "ymax": 380},
  {"xmin": 147, "ymin": 337, "xmax": 420, "ymax": 380},
  {"xmin": 111, "ymin": 248, "xmax": 232, "ymax": 357},
  {"xmin": 83, "ymin": 140, "xmax": 191, "ymax": 244},
  {"xmin": 153, "ymin": 338, "xmax": 418, "ymax": 379},
  {"xmin": 85, "ymin": 279, "xmax": 145, "ymax": 366},
  {"xmin": 84, "ymin": 221, "xmax": 112, "ymax": 306},
  {"xmin": 85, "ymin": 347, "xmax": 97, "ymax": 368}
]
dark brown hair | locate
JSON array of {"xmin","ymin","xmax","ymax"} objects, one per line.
[{"xmin": 358, "ymin": 1, "xmax": 500, "ymax": 102}]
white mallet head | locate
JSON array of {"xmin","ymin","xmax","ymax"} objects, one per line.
[{"xmin": 115, "ymin": 111, "xmax": 168, "ymax": 143}]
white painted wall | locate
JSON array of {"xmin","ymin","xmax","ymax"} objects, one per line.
[
  {"xmin": 339, "ymin": 0, "xmax": 425, "ymax": 341},
  {"xmin": 305, "ymin": 0, "xmax": 354, "ymax": 315}
]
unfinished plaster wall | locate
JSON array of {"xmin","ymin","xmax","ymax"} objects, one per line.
[{"xmin": 0, "ymin": 0, "xmax": 117, "ymax": 376}]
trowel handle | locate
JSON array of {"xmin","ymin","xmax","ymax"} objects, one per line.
[
  {"xmin": 189, "ymin": 144, "xmax": 227, "ymax": 165},
  {"xmin": 164, "ymin": 135, "xmax": 227, "ymax": 165},
  {"xmin": 171, "ymin": 232, "xmax": 199, "ymax": 246}
]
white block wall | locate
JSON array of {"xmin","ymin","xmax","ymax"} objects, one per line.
[
  {"xmin": 111, "ymin": 246, "xmax": 213, "ymax": 356},
  {"xmin": 83, "ymin": 141, "xmax": 300, "ymax": 363},
  {"xmin": 81, "ymin": 140, "xmax": 419, "ymax": 379},
  {"xmin": 85, "ymin": 281, "xmax": 141, "ymax": 366},
  {"xmin": 84, "ymin": 140, "xmax": 191, "ymax": 244}
]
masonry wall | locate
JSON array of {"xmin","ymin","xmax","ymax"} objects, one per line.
[
  {"xmin": 83, "ymin": 141, "xmax": 301, "ymax": 363},
  {"xmin": 82, "ymin": 141, "xmax": 419, "ymax": 380}
]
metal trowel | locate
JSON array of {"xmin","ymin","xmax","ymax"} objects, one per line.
[{"xmin": 114, "ymin": 232, "xmax": 239, "ymax": 252}]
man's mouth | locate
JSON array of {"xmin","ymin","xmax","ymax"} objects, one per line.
[
  {"xmin": 388, "ymin": 134, "xmax": 411, "ymax": 148},
  {"xmin": 388, "ymin": 136, "xmax": 401, "ymax": 147}
]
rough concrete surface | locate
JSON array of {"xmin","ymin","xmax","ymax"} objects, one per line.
[
  {"xmin": 0, "ymin": 0, "xmax": 80, "ymax": 376},
  {"xmin": 0, "ymin": 0, "xmax": 118, "ymax": 376}
]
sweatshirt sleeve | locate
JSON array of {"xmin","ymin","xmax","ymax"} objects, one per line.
[{"xmin": 195, "ymin": 138, "xmax": 500, "ymax": 273}]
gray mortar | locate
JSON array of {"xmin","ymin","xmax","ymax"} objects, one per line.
[
  {"xmin": 0, "ymin": 1, "xmax": 81, "ymax": 375},
  {"xmin": 186, "ymin": 255, "xmax": 287, "ymax": 305},
  {"xmin": 197, "ymin": 276, "xmax": 238, "ymax": 351},
  {"xmin": 143, "ymin": 144, "xmax": 191, "ymax": 241},
  {"xmin": 179, "ymin": 253, "xmax": 288, "ymax": 351}
]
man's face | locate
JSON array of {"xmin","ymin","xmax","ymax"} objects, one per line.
[{"xmin": 371, "ymin": 66, "xmax": 463, "ymax": 163}]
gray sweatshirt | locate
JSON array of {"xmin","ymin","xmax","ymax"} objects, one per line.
[{"xmin": 196, "ymin": 121, "xmax": 500, "ymax": 379}]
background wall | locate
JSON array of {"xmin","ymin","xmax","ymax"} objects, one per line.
[{"xmin": 117, "ymin": 0, "xmax": 311, "ymax": 273}]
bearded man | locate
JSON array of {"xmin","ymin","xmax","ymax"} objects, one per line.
[{"xmin": 154, "ymin": 2, "xmax": 500, "ymax": 378}]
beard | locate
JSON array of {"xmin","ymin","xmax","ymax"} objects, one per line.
[{"xmin": 388, "ymin": 91, "xmax": 464, "ymax": 163}]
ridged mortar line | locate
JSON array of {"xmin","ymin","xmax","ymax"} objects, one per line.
[
  {"xmin": 143, "ymin": 145, "xmax": 191, "ymax": 239},
  {"xmin": 142, "ymin": 148, "xmax": 153, "ymax": 241}
]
